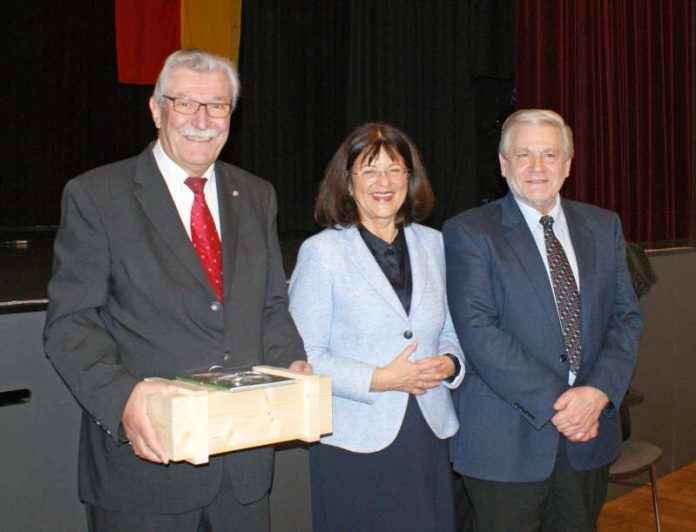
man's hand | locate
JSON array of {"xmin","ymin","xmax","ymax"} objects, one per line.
[
  {"xmin": 551, "ymin": 386, "xmax": 609, "ymax": 442},
  {"xmin": 370, "ymin": 343, "xmax": 452, "ymax": 395},
  {"xmin": 288, "ymin": 360, "xmax": 313, "ymax": 374},
  {"xmin": 122, "ymin": 380, "xmax": 179, "ymax": 464}
]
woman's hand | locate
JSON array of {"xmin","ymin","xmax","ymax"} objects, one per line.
[
  {"xmin": 370, "ymin": 343, "xmax": 454, "ymax": 395},
  {"xmin": 419, "ymin": 354, "xmax": 456, "ymax": 382}
]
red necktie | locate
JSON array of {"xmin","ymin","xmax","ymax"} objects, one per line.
[{"xmin": 184, "ymin": 177, "xmax": 224, "ymax": 303}]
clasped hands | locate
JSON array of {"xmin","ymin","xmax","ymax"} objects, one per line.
[
  {"xmin": 551, "ymin": 386, "xmax": 610, "ymax": 443},
  {"xmin": 370, "ymin": 342, "xmax": 456, "ymax": 395},
  {"xmin": 121, "ymin": 359, "xmax": 312, "ymax": 464}
]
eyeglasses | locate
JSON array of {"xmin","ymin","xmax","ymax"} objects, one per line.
[
  {"xmin": 163, "ymin": 95, "xmax": 232, "ymax": 118},
  {"xmin": 351, "ymin": 165, "xmax": 407, "ymax": 180}
]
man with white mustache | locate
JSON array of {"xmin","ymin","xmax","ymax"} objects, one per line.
[
  {"xmin": 176, "ymin": 125, "xmax": 223, "ymax": 141},
  {"xmin": 44, "ymin": 48, "xmax": 309, "ymax": 531}
]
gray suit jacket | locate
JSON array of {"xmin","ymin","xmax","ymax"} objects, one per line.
[
  {"xmin": 43, "ymin": 146, "xmax": 305, "ymax": 513},
  {"xmin": 288, "ymin": 224, "xmax": 464, "ymax": 453},
  {"xmin": 443, "ymin": 193, "xmax": 642, "ymax": 482}
]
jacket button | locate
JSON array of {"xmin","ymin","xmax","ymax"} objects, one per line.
[
  {"xmin": 403, "ymin": 330, "xmax": 413, "ymax": 339},
  {"xmin": 210, "ymin": 301, "xmax": 222, "ymax": 312},
  {"xmin": 223, "ymin": 353, "xmax": 231, "ymax": 362},
  {"xmin": 559, "ymin": 354, "xmax": 567, "ymax": 362}
]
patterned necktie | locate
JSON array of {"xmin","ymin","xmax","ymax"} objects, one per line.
[
  {"xmin": 540, "ymin": 215, "xmax": 581, "ymax": 375},
  {"xmin": 184, "ymin": 177, "xmax": 224, "ymax": 303}
]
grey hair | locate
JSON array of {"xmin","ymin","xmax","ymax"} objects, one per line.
[
  {"xmin": 153, "ymin": 48, "xmax": 241, "ymax": 110},
  {"xmin": 498, "ymin": 108, "xmax": 574, "ymax": 160}
]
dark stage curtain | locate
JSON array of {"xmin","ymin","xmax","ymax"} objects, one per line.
[
  {"xmin": 516, "ymin": 0, "xmax": 693, "ymax": 246},
  {"xmin": 0, "ymin": 1, "xmax": 514, "ymax": 232},
  {"xmin": 1, "ymin": 1, "xmax": 155, "ymax": 229},
  {"xmin": 226, "ymin": 0, "xmax": 515, "ymax": 230}
]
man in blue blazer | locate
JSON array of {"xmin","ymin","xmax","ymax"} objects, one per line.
[{"xmin": 443, "ymin": 109, "xmax": 642, "ymax": 531}]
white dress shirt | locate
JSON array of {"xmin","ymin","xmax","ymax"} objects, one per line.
[
  {"xmin": 514, "ymin": 194, "xmax": 580, "ymax": 384},
  {"xmin": 152, "ymin": 140, "xmax": 221, "ymax": 239}
]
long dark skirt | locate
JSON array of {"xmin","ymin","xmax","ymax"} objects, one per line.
[{"xmin": 310, "ymin": 396, "xmax": 455, "ymax": 532}]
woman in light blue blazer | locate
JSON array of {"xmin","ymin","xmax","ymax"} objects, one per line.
[{"xmin": 289, "ymin": 123, "xmax": 464, "ymax": 532}]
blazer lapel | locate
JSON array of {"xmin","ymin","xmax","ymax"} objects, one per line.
[
  {"xmin": 501, "ymin": 194, "xmax": 564, "ymax": 343},
  {"xmin": 343, "ymin": 226, "xmax": 409, "ymax": 321},
  {"xmin": 562, "ymin": 200, "xmax": 595, "ymax": 349},
  {"xmin": 215, "ymin": 164, "xmax": 242, "ymax": 304},
  {"xmin": 404, "ymin": 225, "xmax": 427, "ymax": 317},
  {"xmin": 132, "ymin": 147, "xmax": 212, "ymax": 295}
]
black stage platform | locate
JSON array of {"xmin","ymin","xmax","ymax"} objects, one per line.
[
  {"xmin": 0, "ymin": 229, "xmax": 55, "ymax": 312},
  {"xmin": 0, "ymin": 228, "xmax": 312, "ymax": 313}
]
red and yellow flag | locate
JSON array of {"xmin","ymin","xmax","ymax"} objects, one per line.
[{"xmin": 115, "ymin": 0, "xmax": 242, "ymax": 85}]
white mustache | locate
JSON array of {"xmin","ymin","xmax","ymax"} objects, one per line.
[{"xmin": 177, "ymin": 126, "xmax": 221, "ymax": 140}]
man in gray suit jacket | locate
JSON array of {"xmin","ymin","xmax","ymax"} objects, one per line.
[
  {"xmin": 43, "ymin": 49, "xmax": 308, "ymax": 531},
  {"xmin": 444, "ymin": 109, "xmax": 642, "ymax": 531}
]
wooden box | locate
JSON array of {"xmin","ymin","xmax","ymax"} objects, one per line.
[{"xmin": 147, "ymin": 366, "xmax": 332, "ymax": 464}]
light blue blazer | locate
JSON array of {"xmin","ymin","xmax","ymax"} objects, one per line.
[{"xmin": 289, "ymin": 224, "xmax": 464, "ymax": 453}]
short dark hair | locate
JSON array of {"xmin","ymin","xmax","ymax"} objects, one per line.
[{"xmin": 315, "ymin": 123, "xmax": 434, "ymax": 228}]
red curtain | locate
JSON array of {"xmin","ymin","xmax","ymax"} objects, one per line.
[
  {"xmin": 516, "ymin": 0, "xmax": 692, "ymax": 245},
  {"xmin": 115, "ymin": 0, "xmax": 181, "ymax": 84}
]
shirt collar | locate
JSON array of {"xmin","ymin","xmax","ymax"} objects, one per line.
[
  {"xmin": 152, "ymin": 140, "xmax": 216, "ymax": 189},
  {"xmin": 513, "ymin": 194, "xmax": 563, "ymax": 229},
  {"xmin": 358, "ymin": 225, "xmax": 407, "ymax": 256}
]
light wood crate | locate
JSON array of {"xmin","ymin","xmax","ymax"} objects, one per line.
[{"xmin": 146, "ymin": 366, "xmax": 332, "ymax": 464}]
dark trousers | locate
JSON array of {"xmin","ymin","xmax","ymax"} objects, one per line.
[
  {"xmin": 86, "ymin": 470, "xmax": 270, "ymax": 532},
  {"xmin": 453, "ymin": 471, "xmax": 475, "ymax": 531},
  {"xmin": 462, "ymin": 442, "xmax": 608, "ymax": 532},
  {"xmin": 311, "ymin": 396, "xmax": 455, "ymax": 532}
]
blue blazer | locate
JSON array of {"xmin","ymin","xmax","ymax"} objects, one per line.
[
  {"xmin": 443, "ymin": 193, "xmax": 642, "ymax": 482},
  {"xmin": 289, "ymin": 224, "xmax": 464, "ymax": 453}
]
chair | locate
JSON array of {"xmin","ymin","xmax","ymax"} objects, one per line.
[
  {"xmin": 607, "ymin": 389, "xmax": 663, "ymax": 531},
  {"xmin": 605, "ymin": 247, "xmax": 663, "ymax": 530}
]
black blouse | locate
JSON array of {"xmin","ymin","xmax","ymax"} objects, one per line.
[{"xmin": 358, "ymin": 225, "xmax": 412, "ymax": 315}]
